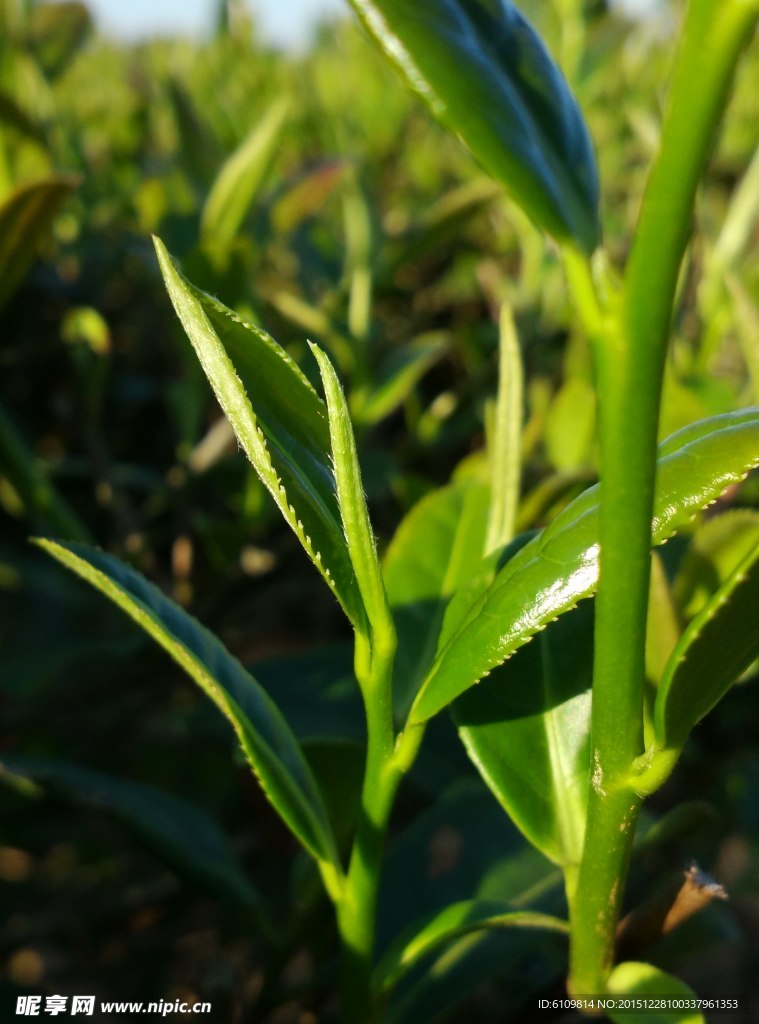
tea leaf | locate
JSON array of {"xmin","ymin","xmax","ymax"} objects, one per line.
[
  {"xmin": 0, "ymin": 754, "xmax": 263, "ymax": 920},
  {"xmin": 606, "ymin": 962, "xmax": 704, "ymax": 1023},
  {"xmin": 374, "ymin": 899, "xmax": 568, "ymax": 996},
  {"xmin": 383, "ymin": 480, "xmax": 490, "ymax": 718},
  {"xmin": 154, "ymin": 238, "xmax": 365, "ymax": 629},
  {"xmin": 201, "ymin": 98, "xmax": 289, "ymax": 244},
  {"xmin": 455, "ymin": 602, "xmax": 594, "ymax": 867},
  {"xmin": 0, "ymin": 176, "xmax": 75, "ymax": 311},
  {"xmin": 36, "ymin": 540, "xmax": 342, "ymax": 876},
  {"xmin": 348, "ymin": 0, "xmax": 600, "ymax": 251},
  {"xmin": 654, "ymin": 540, "xmax": 759, "ymax": 752},
  {"xmin": 310, "ymin": 343, "xmax": 393, "ymax": 650},
  {"xmin": 409, "ymin": 411, "xmax": 759, "ymax": 723}
]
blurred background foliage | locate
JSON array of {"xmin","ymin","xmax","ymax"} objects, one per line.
[{"xmin": 1, "ymin": 0, "xmax": 758, "ymax": 1020}]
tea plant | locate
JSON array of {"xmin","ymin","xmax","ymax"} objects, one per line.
[{"xmin": 21, "ymin": 0, "xmax": 759, "ymax": 1021}]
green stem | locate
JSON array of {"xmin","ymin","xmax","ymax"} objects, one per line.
[
  {"xmin": 336, "ymin": 636, "xmax": 424, "ymax": 1024},
  {"xmin": 567, "ymin": 0, "xmax": 758, "ymax": 996}
]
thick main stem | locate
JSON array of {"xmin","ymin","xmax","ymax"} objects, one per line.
[{"xmin": 568, "ymin": 0, "xmax": 758, "ymax": 996}]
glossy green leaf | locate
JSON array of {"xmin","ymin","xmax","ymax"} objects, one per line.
[
  {"xmin": 606, "ymin": 961, "xmax": 704, "ymax": 1024},
  {"xmin": 409, "ymin": 411, "xmax": 759, "ymax": 723},
  {"xmin": 154, "ymin": 238, "xmax": 364, "ymax": 628},
  {"xmin": 673, "ymin": 509, "xmax": 759, "ymax": 618},
  {"xmin": 383, "ymin": 480, "xmax": 490, "ymax": 718},
  {"xmin": 311, "ymin": 343, "xmax": 392, "ymax": 648},
  {"xmin": 0, "ymin": 754, "xmax": 263, "ymax": 920},
  {"xmin": 654, "ymin": 539, "xmax": 759, "ymax": 751},
  {"xmin": 348, "ymin": 0, "xmax": 600, "ymax": 251},
  {"xmin": 0, "ymin": 176, "xmax": 75, "ymax": 310},
  {"xmin": 201, "ymin": 98, "xmax": 289, "ymax": 244},
  {"xmin": 374, "ymin": 899, "xmax": 567, "ymax": 996},
  {"xmin": 36, "ymin": 540, "xmax": 342, "ymax": 877},
  {"xmin": 455, "ymin": 601, "xmax": 593, "ymax": 867}
]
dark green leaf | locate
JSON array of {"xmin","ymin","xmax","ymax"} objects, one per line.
[
  {"xmin": 455, "ymin": 602, "xmax": 594, "ymax": 867},
  {"xmin": 36, "ymin": 540, "xmax": 342, "ymax": 878},
  {"xmin": 154, "ymin": 238, "xmax": 365, "ymax": 628},
  {"xmin": 409, "ymin": 411, "xmax": 759, "ymax": 723},
  {"xmin": 0, "ymin": 755, "xmax": 263, "ymax": 920},
  {"xmin": 654, "ymin": 539, "xmax": 759, "ymax": 751},
  {"xmin": 348, "ymin": 0, "xmax": 600, "ymax": 251}
]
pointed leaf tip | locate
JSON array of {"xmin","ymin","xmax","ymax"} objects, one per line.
[{"xmin": 348, "ymin": 0, "xmax": 600, "ymax": 251}]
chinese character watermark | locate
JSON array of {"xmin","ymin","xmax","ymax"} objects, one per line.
[
  {"xmin": 71, "ymin": 997, "xmax": 95, "ymax": 1016},
  {"xmin": 16, "ymin": 996, "xmax": 41, "ymax": 1016}
]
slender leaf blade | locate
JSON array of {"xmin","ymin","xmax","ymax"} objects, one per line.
[
  {"xmin": 201, "ymin": 98, "xmax": 289, "ymax": 244},
  {"xmin": 36, "ymin": 540, "xmax": 342, "ymax": 874},
  {"xmin": 310, "ymin": 343, "xmax": 392, "ymax": 646},
  {"xmin": 654, "ymin": 540, "xmax": 759, "ymax": 751},
  {"xmin": 348, "ymin": 0, "xmax": 600, "ymax": 251},
  {"xmin": 409, "ymin": 411, "xmax": 759, "ymax": 723},
  {"xmin": 154, "ymin": 237, "xmax": 364, "ymax": 627}
]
